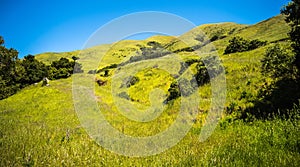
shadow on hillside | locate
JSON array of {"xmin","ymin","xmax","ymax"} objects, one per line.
[{"xmin": 243, "ymin": 78, "xmax": 300, "ymax": 120}]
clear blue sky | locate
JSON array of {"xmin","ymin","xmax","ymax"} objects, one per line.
[{"xmin": 0, "ymin": 0, "xmax": 290, "ymax": 57}]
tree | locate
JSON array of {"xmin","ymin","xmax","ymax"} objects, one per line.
[
  {"xmin": 49, "ymin": 58, "xmax": 73, "ymax": 79},
  {"xmin": 248, "ymin": 39, "xmax": 267, "ymax": 50},
  {"xmin": 0, "ymin": 36, "xmax": 20, "ymax": 99},
  {"xmin": 48, "ymin": 57, "xmax": 83, "ymax": 79},
  {"xmin": 72, "ymin": 56, "xmax": 79, "ymax": 61},
  {"xmin": 194, "ymin": 56, "xmax": 223, "ymax": 86},
  {"xmin": 165, "ymin": 81, "xmax": 180, "ymax": 102},
  {"xmin": 251, "ymin": 42, "xmax": 299, "ymax": 118},
  {"xmin": 261, "ymin": 44, "xmax": 295, "ymax": 79},
  {"xmin": 224, "ymin": 37, "xmax": 250, "ymax": 54},
  {"xmin": 51, "ymin": 58, "xmax": 73, "ymax": 72},
  {"xmin": 120, "ymin": 76, "xmax": 139, "ymax": 88},
  {"xmin": 224, "ymin": 37, "xmax": 266, "ymax": 54},
  {"xmin": 0, "ymin": 36, "xmax": 84, "ymax": 99},
  {"xmin": 281, "ymin": 0, "xmax": 300, "ymax": 77},
  {"xmin": 21, "ymin": 55, "xmax": 48, "ymax": 85},
  {"xmin": 195, "ymin": 61, "xmax": 210, "ymax": 86},
  {"xmin": 0, "ymin": 36, "xmax": 4, "ymax": 45}
]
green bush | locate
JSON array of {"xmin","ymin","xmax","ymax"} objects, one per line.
[
  {"xmin": 281, "ymin": 0, "xmax": 300, "ymax": 78},
  {"xmin": 0, "ymin": 37, "xmax": 20, "ymax": 99},
  {"xmin": 247, "ymin": 44, "xmax": 299, "ymax": 118},
  {"xmin": 249, "ymin": 39, "xmax": 267, "ymax": 50},
  {"xmin": 224, "ymin": 37, "xmax": 266, "ymax": 54},
  {"xmin": 195, "ymin": 61, "xmax": 210, "ymax": 86},
  {"xmin": 0, "ymin": 38, "xmax": 49, "ymax": 99},
  {"xmin": 0, "ymin": 41, "xmax": 84, "ymax": 96},
  {"xmin": 166, "ymin": 81, "xmax": 180, "ymax": 102},
  {"xmin": 21, "ymin": 55, "xmax": 48, "ymax": 85},
  {"xmin": 261, "ymin": 44, "xmax": 295, "ymax": 79},
  {"xmin": 224, "ymin": 37, "xmax": 250, "ymax": 54},
  {"xmin": 48, "ymin": 58, "xmax": 83, "ymax": 80},
  {"xmin": 120, "ymin": 76, "xmax": 139, "ymax": 88},
  {"xmin": 97, "ymin": 63, "xmax": 118, "ymax": 73}
]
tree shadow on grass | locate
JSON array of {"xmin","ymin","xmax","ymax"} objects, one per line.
[{"xmin": 243, "ymin": 78, "xmax": 300, "ymax": 120}]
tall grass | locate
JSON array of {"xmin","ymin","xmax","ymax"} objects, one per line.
[
  {"xmin": 0, "ymin": 14, "xmax": 298, "ymax": 166},
  {"xmin": 0, "ymin": 78, "xmax": 299, "ymax": 166}
]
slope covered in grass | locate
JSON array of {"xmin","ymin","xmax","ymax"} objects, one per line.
[
  {"xmin": 0, "ymin": 80, "xmax": 298, "ymax": 166},
  {"xmin": 1, "ymin": 14, "xmax": 299, "ymax": 166}
]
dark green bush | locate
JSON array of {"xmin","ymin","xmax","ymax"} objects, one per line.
[
  {"xmin": 195, "ymin": 61, "xmax": 210, "ymax": 86},
  {"xmin": 48, "ymin": 58, "xmax": 83, "ymax": 79},
  {"xmin": 224, "ymin": 37, "xmax": 266, "ymax": 54},
  {"xmin": 261, "ymin": 44, "xmax": 295, "ymax": 79},
  {"xmin": 166, "ymin": 81, "xmax": 180, "ymax": 102},
  {"xmin": 21, "ymin": 55, "xmax": 48, "ymax": 84},
  {"xmin": 120, "ymin": 76, "xmax": 139, "ymax": 88},
  {"xmin": 248, "ymin": 39, "xmax": 267, "ymax": 50},
  {"xmin": 224, "ymin": 37, "xmax": 250, "ymax": 54},
  {"xmin": 248, "ymin": 44, "xmax": 299, "ymax": 119},
  {"xmin": 97, "ymin": 64, "xmax": 118, "ymax": 73}
]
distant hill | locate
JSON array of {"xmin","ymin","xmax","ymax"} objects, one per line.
[
  {"xmin": 36, "ymin": 14, "xmax": 289, "ymax": 66},
  {"xmin": 33, "ymin": 14, "xmax": 291, "ymax": 110}
]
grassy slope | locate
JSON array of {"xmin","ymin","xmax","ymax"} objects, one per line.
[
  {"xmin": 0, "ymin": 77, "xmax": 298, "ymax": 166},
  {"xmin": 1, "ymin": 14, "xmax": 299, "ymax": 166}
]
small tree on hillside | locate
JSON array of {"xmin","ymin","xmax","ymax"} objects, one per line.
[
  {"xmin": 224, "ymin": 37, "xmax": 250, "ymax": 54},
  {"xmin": 281, "ymin": 0, "xmax": 300, "ymax": 78},
  {"xmin": 224, "ymin": 37, "xmax": 266, "ymax": 54},
  {"xmin": 165, "ymin": 81, "xmax": 180, "ymax": 102},
  {"xmin": 0, "ymin": 36, "xmax": 21, "ymax": 99},
  {"xmin": 21, "ymin": 55, "xmax": 48, "ymax": 85},
  {"xmin": 261, "ymin": 44, "xmax": 295, "ymax": 79},
  {"xmin": 72, "ymin": 56, "xmax": 79, "ymax": 61},
  {"xmin": 49, "ymin": 58, "xmax": 74, "ymax": 79}
]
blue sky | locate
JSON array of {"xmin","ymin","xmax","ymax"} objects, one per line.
[{"xmin": 0, "ymin": 0, "xmax": 290, "ymax": 57}]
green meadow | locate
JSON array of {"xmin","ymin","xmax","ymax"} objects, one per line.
[{"xmin": 0, "ymin": 14, "xmax": 299, "ymax": 166}]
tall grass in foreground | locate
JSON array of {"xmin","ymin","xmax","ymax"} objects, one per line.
[{"xmin": 0, "ymin": 82, "xmax": 299, "ymax": 166}]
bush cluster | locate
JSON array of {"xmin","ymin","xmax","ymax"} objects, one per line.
[
  {"xmin": 120, "ymin": 41, "xmax": 171, "ymax": 66},
  {"xmin": 224, "ymin": 36, "xmax": 267, "ymax": 54},
  {"xmin": 0, "ymin": 37, "xmax": 83, "ymax": 99},
  {"xmin": 166, "ymin": 56, "xmax": 224, "ymax": 102}
]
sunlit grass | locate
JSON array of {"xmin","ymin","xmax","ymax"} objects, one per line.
[{"xmin": 0, "ymin": 14, "xmax": 298, "ymax": 166}]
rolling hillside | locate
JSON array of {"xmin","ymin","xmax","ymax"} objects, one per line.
[{"xmin": 1, "ymin": 14, "xmax": 299, "ymax": 166}]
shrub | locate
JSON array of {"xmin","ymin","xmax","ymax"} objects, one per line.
[
  {"xmin": 120, "ymin": 44, "xmax": 171, "ymax": 66},
  {"xmin": 97, "ymin": 64, "xmax": 118, "ymax": 73},
  {"xmin": 248, "ymin": 39, "xmax": 267, "ymax": 50},
  {"xmin": 195, "ymin": 61, "xmax": 210, "ymax": 86},
  {"xmin": 261, "ymin": 44, "xmax": 295, "ymax": 79},
  {"xmin": 21, "ymin": 55, "xmax": 48, "ymax": 85},
  {"xmin": 165, "ymin": 81, "xmax": 180, "ymax": 102},
  {"xmin": 224, "ymin": 37, "xmax": 250, "ymax": 54},
  {"xmin": 120, "ymin": 76, "xmax": 139, "ymax": 88},
  {"xmin": 249, "ymin": 44, "xmax": 299, "ymax": 118},
  {"xmin": 224, "ymin": 37, "xmax": 266, "ymax": 54},
  {"xmin": 48, "ymin": 58, "xmax": 83, "ymax": 79}
]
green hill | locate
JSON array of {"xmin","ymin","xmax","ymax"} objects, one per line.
[{"xmin": 1, "ymin": 15, "xmax": 299, "ymax": 166}]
